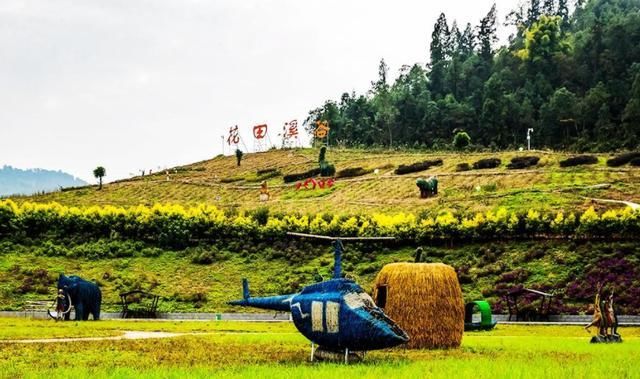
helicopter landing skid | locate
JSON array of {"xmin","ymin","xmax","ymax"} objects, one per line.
[{"xmin": 310, "ymin": 343, "xmax": 365, "ymax": 364}]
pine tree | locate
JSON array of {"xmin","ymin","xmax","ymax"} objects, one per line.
[
  {"xmin": 556, "ymin": 0, "xmax": 569, "ymax": 27},
  {"xmin": 447, "ymin": 21, "xmax": 460, "ymax": 60},
  {"xmin": 528, "ymin": 0, "xmax": 541, "ymax": 25},
  {"xmin": 372, "ymin": 58, "xmax": 388, "ymax": 92},
  {"xmin": 622, "ymin": 73, "xmax": 640, "ymax": 144},
  {"xmin": 429, "ymin": 13, "xmax": 449, "ymax": 97},
  {"xmin": 430, "ymin": 13, "xmax": 449, "ymax": 65},
  {"xmin": 459, "ymin": 23, "xmax": 476, "ymax": 59},
  {"xmin": 477, "ymin": 4, "xmax": 497, "ymax": 62},
  {"xmin": 543, "ymin": 0, "xmax": 555, "ymax": 15}
]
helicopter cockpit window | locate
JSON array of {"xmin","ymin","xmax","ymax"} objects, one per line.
[
  {"xmin": 376, "ymin": 285, "xmax": 387, "ymax": 308},
  {"xmin": 344, "ymin": 292, "xmax": 377, "ymax": 310}
]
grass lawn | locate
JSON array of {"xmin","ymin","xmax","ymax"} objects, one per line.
[{"xmin": 1, "ymin": 318, "xmax": 638, "ymax": 378}]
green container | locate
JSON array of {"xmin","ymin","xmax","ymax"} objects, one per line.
[{"xmin": 215, "ymin": 313, "xmax": 222, "ymax": 321}]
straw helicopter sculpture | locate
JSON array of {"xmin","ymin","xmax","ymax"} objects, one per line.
[
  {"xmin": 230, "ymin": 233, "xmax": 409, "ymax": 362},
  {"xmin": 373, "ymin": 248, "xmax": 465, "ymax": 349}
]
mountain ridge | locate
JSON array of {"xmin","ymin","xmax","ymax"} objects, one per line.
[{"xmin": 0, "ymin": 165, "xmax": 88, "ymax": 196}]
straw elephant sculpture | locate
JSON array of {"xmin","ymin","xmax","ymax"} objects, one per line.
[{"xmin": 57, "ymin": 274, "xmax": 102, "ymax": 321}]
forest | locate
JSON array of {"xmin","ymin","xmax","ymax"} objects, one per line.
[{"xmin": 305, "ymin": 0, "xmax": 640, "ymax": 151}]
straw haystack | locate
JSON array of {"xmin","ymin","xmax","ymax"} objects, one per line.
[{"xmin": 373, "ymin": 263, "xmax": 464, "ymax": 349}]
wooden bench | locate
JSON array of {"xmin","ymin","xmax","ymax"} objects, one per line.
[
  {"xmin": 22, "ymin": 300, "xmax": 53, "ymax": 317},
  {"xmin": 505, "ymin": 288, "xmax": 555, "ymax": 321},
  {"xmin": 120, "ymin": 290, "xmax": 161, "ymax": 319}
]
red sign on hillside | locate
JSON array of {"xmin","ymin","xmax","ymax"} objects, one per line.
[
  {"xmin": 253, "ymin": 124, "xmax": 268, "ymax": 139},
  {"xmin": 227, "ymin": 125, "xmax": 240, "ymax": 145}
]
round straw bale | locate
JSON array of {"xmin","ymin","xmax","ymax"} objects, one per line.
[{"xmin": 373, "ymin": 262, "xmax": 464, "ymax": 349}]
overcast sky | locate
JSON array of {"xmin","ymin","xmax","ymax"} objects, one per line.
[{"xmin": 1, "ymin": 0, "xmax": 518, "ymax": 183}]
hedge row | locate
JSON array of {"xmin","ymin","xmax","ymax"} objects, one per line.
[
  {"xmin": 473, "ymin": 158, "xmax": 501, "ymax": 170},
  {"xmin": 607, "ymin": 152, "xmax": 640, "ymax": 167},
  {"xmin": 1, "ymin": 201, "xmax": 639, "ymax": 248},
  {"xmin": 395, "ymin": 159, "xmax": 443, "ymax": 175},
  {"xmin": 336, "ymin": 167, "xmax": 374, "ymax": 178},
  {"xmin": 283, "ymin": 168, "xmax": 322, "ymax": 183},
  {"xmin": 455, "ymin": 163, "xmax": 471, "ymax": 172},
  {"xmin": 507, "ymin": 156, "xmax": 540, "ymax": 169},
  {"xmin": 559, "ymin": 155, "xmax": 598, "ymax": 167}
]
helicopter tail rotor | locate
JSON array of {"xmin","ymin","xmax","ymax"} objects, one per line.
[{"xmin": 242, "ymin": 278, "xmax": 250, "ymax": 300}]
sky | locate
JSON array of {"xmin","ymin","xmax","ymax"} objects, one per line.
[{"xmin": 0, "ymin": 0, "xmax": 519, "ymax": 183}]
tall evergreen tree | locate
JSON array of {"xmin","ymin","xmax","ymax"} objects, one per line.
[
  {"xmin": 543, "ymin": 0, "xmax": 555, "ymax": 15},
  {"xmin": 459, "ymin": 23, "xmax": 476, "ymax": 59},
  {"xmin": 528, "ymin": 0, "xmax": 541, "ymax": 25},
  {"xmin": 429, "ymin": 13, "xmax": 450, "ymax": 97},
  {"xmin": 622, "ymin": 71, "xmax": 640, "ymax": 144},
  {"xmin": 556, "ymin": 0, "xmax": 569, "ymax": 27},
  {"xmin": 430, "ymin": 13, "xmax": 448, "ymax": 65},
  {"xmin": 477, "ymin": 4, "xmax": 497, "ymax": 62},
  {"xmin": 371, "ymin": 59, "xmax": 397, "ymax": 147},
  {"xmin": 305, "ymin": 0, "xmax": 640, "ymax": 152},
  {"xmin": 447, "ymin": 21, "xmax": 461, "ymax": 60}
]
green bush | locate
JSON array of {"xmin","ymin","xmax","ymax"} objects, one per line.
[
  {"xmin": 606, "ymin": 152, "xmax": 640, "ymax": 167},
  {"xmin": 395, "ymin": 159, "xmax": 443, "ymax": 175},
  {"xmin": 336, "ymin": 167, "xmax": 373, "ymax": 178},
  {"xmin": 283, "ymin": 168, "xmax": 321, "ymax": 183},
  {"xmin": 251, "ymin": 207, "xmax": 270, "ymax": 226},
  {"xmin": 473, "ymin": 158, "xmax": 501, "ymax": 169},
  {"xmin": 453, "ymin": 132, "xmax": 471, "ymax": 150},
  {"xmin": 507, "ymin": 156, "xmax": 540, "ymax": 169},
  {"xmin": 320, "ymin": 163, "xmax": 336, "ymax": 177},
  {"xmin": 559, "ymin": 155, "xmax": 598, "ymax": 167},
  {"xmin": 455, "ymin": 163, "xmax": 471, "ymax": 172}
]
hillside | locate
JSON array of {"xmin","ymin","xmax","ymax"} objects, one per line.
[
  {"xmin": 4, "ymin": 148, "xmax": 640, "ymax": 315},
  {"xmin": 18, "ymin": 148, "xmax": 640, "ymax": 215},
  {"xmin": 0, "ymin": 166, "xmax": 87, "ymax": 196},
  {"xmin": 1, "ymin": 240, "xmax": 639, "ymax": 315}
]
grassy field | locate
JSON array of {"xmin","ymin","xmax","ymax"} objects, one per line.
[
  {"xmin": 0, "ymin": 319, "xmax": 638, "ymax": 378},
  {"xmin": 15, "ymin": 149, "xmax": 640, "ymax": 215}
]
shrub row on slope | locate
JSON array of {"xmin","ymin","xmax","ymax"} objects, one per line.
[
  {"xmin": 507, "ymin": 156, "xmax": 540, "ymax": 169},
  {"xmin": 559, "ymin": 155, "xmax": 598, "ymax": 167},
  {"xmin": 394, "ymin": 159, "xmax": 443, "ymax": 175},
  {"xmin": 1, "ymin": 201, "xmax": 639, "ymax": 248},
  {"xmin": 606, "ymin": 152, "xmax": 640, "ymax": 167}
]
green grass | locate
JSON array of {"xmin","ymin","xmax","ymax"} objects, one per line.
[
  {"xmin": 2, "ymin": 240, "xmax": 639, "ymax": 314},
  {"xmin": 0, "ymin": 318, "xmax": 295, "ymax": 340},
  {"xmin": 13, "ymin": 148, "xmax": 640, "ymax": 215},
  {"xmin": 0, "ymin": 320, "xmax": 638, "ymax": 378}
]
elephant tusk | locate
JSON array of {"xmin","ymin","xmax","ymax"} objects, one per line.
[{"xmin": 62, "ymin": 294, "xmax": 73, "ymax": 315}]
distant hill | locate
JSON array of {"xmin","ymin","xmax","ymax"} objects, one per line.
[{"xmin": 0, "ymin": 165, "xmax": 88, "ymax": 196}]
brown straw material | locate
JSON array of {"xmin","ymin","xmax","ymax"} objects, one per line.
[{"xmin": 373, "ymin": 263, "xmax": 464, "ymax": 349}]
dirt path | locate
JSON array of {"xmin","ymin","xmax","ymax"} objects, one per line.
[
  {"xmin": 588, "ymin": 198, "xmax": 640, "ymax": 210},
  {"xmin": 0, "ymin": 331, "xmax": 188, "ymax": 344}
]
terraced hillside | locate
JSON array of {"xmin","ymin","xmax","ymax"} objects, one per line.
[{"xmin": 18, "ymin": 149, "xmax": 640, "ymax": 215}]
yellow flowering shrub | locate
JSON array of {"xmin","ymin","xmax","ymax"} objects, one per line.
[{"xmin": 1, "ymin": 200, "xmax": 639, "ymax": 243}]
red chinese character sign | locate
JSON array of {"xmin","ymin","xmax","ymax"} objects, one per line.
[
  {"xmin": 253, "ymin": 124, "xmax": 269, "ymax": 152},
  {"xmin": 315, "ymin": 120, "xmax": 330, "ymax": 146},
  {"xmin": 227, "ymin": 125, "xmax": 240, "ymax": 146},
  {"xmin": 281, "ymin": 119, "xmax": 300, "ymax": 148},
  {"xmin": 253, "ymin": 124, "xmax": 268, "ymax": 139}
]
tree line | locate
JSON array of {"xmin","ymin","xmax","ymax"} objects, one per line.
[{"xmin": 305, "ymin": 0, "xmax": 640, "ymax": 151}]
